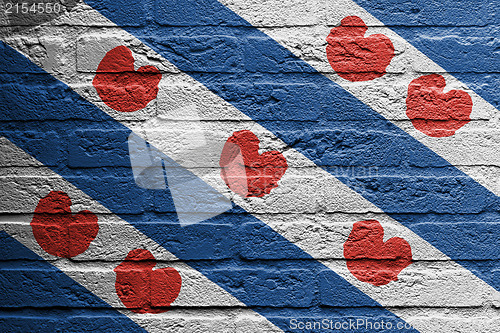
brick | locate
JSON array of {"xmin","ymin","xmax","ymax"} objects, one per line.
[
  {"xmin": 410, "ymin": 316, "xmax": 500, "ymax": 333},
  {"xmin": 77, "ymin": 35, "xmax": 175, "ymax": 74},
  {"xmin": 0, "ymin": 80, "xmax": 102, "ymax": 121},
  {"xmin": 68, "ymin": 129, "xmax": 131, "ymax": 168},
  {"xmin": 413, "ymin": 36, "xmax": 499, "ymax": 73},
  {"xmin": 156, "ymin": 83, "xmax": 249, "ymax": 121},
  {"xmin": 0, "ymin": 262, "xmax": 105, "ymax": 308},
  {"xmin": 154, "ymin": 0, "xmax": 243, "ymax": 26},
  {"xmin": 205, "ymin": 268, "xmax": 316, "ymax": 307},
  {"xmin": 221, "ymin": 0, "xmax": 321, "ymax": 27},
  {"xmin": 0, "ymin": 314, "xmax": 60, "ymax": 333},
  {"xmin": 86, "ymin": 0, "xmax": 147, "ymax": 27},
  {"xmin": 0, "ymin": 137, "xmax": 42, "ymax": 167},
  {"xmin": 319, "ymin": 264, "xmax": 494, "ymax": 307},
  {"xmin": 409, "ymin": 223, "xmax": 500, "ymax": 260},
  {"xmin": 65, "ymin": 264, "xmax": 242, "ymax": 308},
  {"xmin": 350, "ymin": 0, "xmax": 494, "ymax": 26},
  {"xmin": 0, "ymin": 174, "xmax": 150, "ymax": 214},
  {"xmin": 0, "ymin": 131, "xmax": 67, "ymax": 167},
  {"xmin": 147, "ymin": 36, "xmax": 244, "ymax": 73},
  {"xmin": 245, "ymin": 37, "xmax": 316, "ymax": 73},
  {"xmin": 246, "ymin": 217, "xmax": 451, "ymax": 260}
]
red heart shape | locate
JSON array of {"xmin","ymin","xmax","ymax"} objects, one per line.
[
  {"xmin": 114, "ymin": 249, "xmax": 182, "ymax": 314},
  {"xmin": 406, "ymin": 74, "xmax": 472, "ymax": 137},
  {"xmin": 344, "ymin": 220, "xmax": 412, "ymax": 286},
  {"xmin": 220, "ymin": 130, "xmax": 288, "ymax": 198},
  {"xmin": 326, "ymin": 16, "xmax": 395, "ymax": 82},
  {"xmin": 92, "ymin": 46, "xmax": 162, "ymax": 112},
  {"xmin": 31, "ymin": 191, "xmax": 99, "ymax": 258}
]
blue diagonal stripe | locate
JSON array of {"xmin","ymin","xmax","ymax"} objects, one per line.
[{"xmin": 0, "ymin": 41, "xmax": 418, "ymax": 333}]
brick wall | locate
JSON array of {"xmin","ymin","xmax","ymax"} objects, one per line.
[{"xmin": 0, "ymin": 1, "xmax": 499, "ymax": 332}]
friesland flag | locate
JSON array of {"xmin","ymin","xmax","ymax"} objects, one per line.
[{"xmin": 0, "ymin": 1, "xmax": 498, "ymax": 332}]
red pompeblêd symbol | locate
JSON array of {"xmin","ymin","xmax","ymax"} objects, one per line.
[
  {"xmin": 31, "ymin": 191, "xmax": 99, "ymax": 258},
  {"xmin": 344, "ymin": 220, "xmax": 412, "ymax": 286},
  {"xmin": 114, "ymin": 249, "xmax": 182, "ymax": 314},
  {"xmin": 326, "ymin": 16, "xmax": 395, "ymax": 82},
  {"xmin": 219, "ymin": 130, "xmax": 288, "ymax": 198},
  {"xmin": 406, "ymin": 74, "xmax": 472, "ymax": 137},
  {"xmin": 92, "ymin": 46, "xmax": 162, "ymax": 112}
]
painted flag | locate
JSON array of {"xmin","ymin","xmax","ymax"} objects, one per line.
[{"xmin": 0, "ymin": 1, "xmax": 499, "ymax": 332}]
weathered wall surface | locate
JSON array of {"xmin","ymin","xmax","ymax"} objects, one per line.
[{"xmin": 0, "ymin": 0, "xmax": 499, "ymax": 332}]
